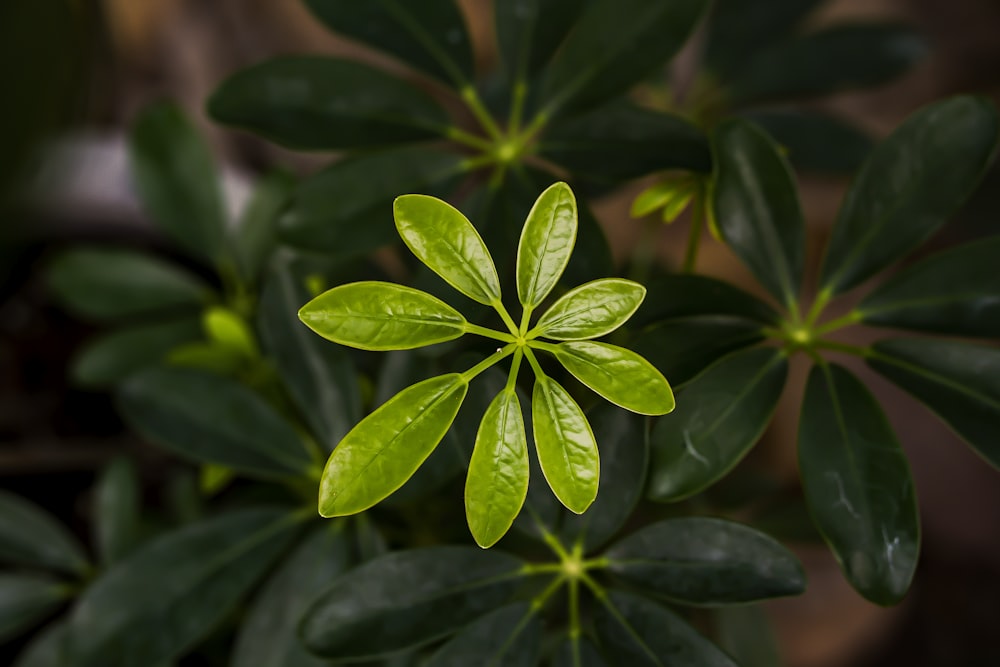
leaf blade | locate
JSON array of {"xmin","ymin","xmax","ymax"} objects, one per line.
[
  {"xmin": 534, "ymin": 278, "xmax": 645, "ymax": 340},
  {"xmin": 0, "ymin": 574, "xmax": 68, "ymax": 643},
  {"xmin": 532, "ymin": 377, "xmax": 599, "ymax": 513},
  {"xmin": 516, "ymin": 181, "xmax": 578, "ymax": 309},
  {"xmin": 0, "ymin": 491, "xmax": 90, "ymax": 576}
]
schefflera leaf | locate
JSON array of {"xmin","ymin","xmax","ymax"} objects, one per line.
[
  {"xmin": 299, "ymin": 281, "xmax": 467, "ymax": 351},
  {"xmin": 533, "ymin": 278, "xmax": 646, "ymax": 340},
  {"xmin": 517, "ymin": 181, "xmax": 578, "ymax": 309}
]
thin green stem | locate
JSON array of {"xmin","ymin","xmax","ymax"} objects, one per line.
[
  {"xmin": 509, "ymin": 79, "xmax": 528, "ymax": 135},
  {"xmin": 518, "ymin": 305, "xmax": 534, "ymax": 337},
  {"xmin": 681, "ymin": 200, "xmax": 703, "ymax": 273},
  {"xmin": 464, "ymin": 322, "xmax": 516, "ymax": 343},
  {"xmin": 520, "ymin": 562, "xmax": 565, "ymax": 576},
  {"xmin": 526, "ymin": 339, "xmax": 559, "ymax": 354},
  {"xmin": 445, "ymin": 126, "xmax": 494, "ymax": 152},
  {"xmin": 460, "ymin": 154, "xmax": 499, "ymax": 172},
  {"xmin": 813, "ymin": 310, "xmax": 863, "ymax": 337},
  {"xmin": 568, "ymin": 577, "xmax": 581, "ymax": 640},
  {"xmin": 523, "ymin": 346, "xmax": 547, "ymax": 380},
  {"xmin": 493, "ymin": 300, "xmax": 521, "ymax": 337},
  {"xmin": 531, "ymin": 574, "xmax": 567, "ymax": 612},
  {"xmin": 489, "ymin": 163, "xmax": 509, "ymax": 189},
  {"xmin": 813, "ymin": 339, "xmax": 871, "ymax": 358},
  {"xmin": 505, "ymin": 349, "xmax": 523, "ymax": 393},
  {"xmin": 536, "ymin": 522, "xmax": 570, "ymax": 562},
  {"xmin": 461, "ymin": 86, "xmax": 504, "ymax": 141},
  {"xmin": 461, "ymin": 343, "xmax": 517, "ymax": 382},
  {"xmin": 578, "ymin": 569, "xmax": 607, "ymax": 601},
  {"xmin": 804, "ymin": 288, "xmax": 833, "ymax": 328}
]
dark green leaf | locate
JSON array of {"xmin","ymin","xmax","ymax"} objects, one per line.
[
  {"xmin": 729, "ymin": 25, "xmax": 925, "ymax": 105},
  {"xmin": 632, "ymin": 274, "xmax": 779, "ymax": 328},
  {"xmin": 605, "ymin": 518, "xmax": 805, "ymax": 604},
  {"xmin": 517, "ymin": 181, "xmax": 577, "ymax": 309},
  {"xmin": 234, "ymin": 169, "xmax": 295, "ymax": 283},
  {"xmin": 713, "ymin": 606, "xmax": 781, "ymax": 667},
  {"xmin": 533, "ymin": 278, "xmax": 645, "ymax": 341},
  {"xmin": 0, "ymin": 491, "xmax": 89, "ymax": 576},
  {"xmin": 259, "ymin": 263, "xmax": 361, "ymax": 450},
  {"xmin": 12, "ymin": 620, "xmax": 68, "ymax": 667},
  {"xmin": 304, "ymin": 0, "xmax": 474, "ymax": 85},
  {"xmin": 118, "ymin": 367, "xmax": 315, "ymax": 479},
  {"xmin": 799, "ymin": 363, "xmax": 919, "ymax": 604},
  {"xmin": 47, "ymin": 248, "xmax": 209, "ymax": 321},
  {"xmin": 742, "ymin": 109, "xmax": 873, "ymax": 173},
  {"xmin": 648, "ymin": 347, "xmax": 787, "ymax": 502},
  {"xmin": 820, "ymin": 96, "xmax": 1000, "ymax": 295},
  {"xmin": 301, "ymin": 546, "xmax": 524, "ymax": 659},
  {"xmin": 858, "ymin": 237, "xmax": 1000, "ymax": 337},
  {"xmin": 552, "ymin": 636, "xmax": 609, "ymax": 667},
  {"xmin": 869, "ymin": 338, "xmax": 1000, "ymax": 469},
  {"xmin": 593, "ymin": 591, "xmax": 738, "ymax": 666},
  {"xmin": 66, "ymin": 508, "xmax": 301, "ymax": 667},
  {"xmin": 208, "ymin": 57, "xmax": 449, "ymax": 150},
  {"xmin": 280, "ymin": 147, "xmax": 466, "ymax": 257},
  {"xmin": 129, "ymin": 102, "xmax": 226, "ymax": 261},
  {"xmin": 712, "ymin": 119, "xmax": 805, "ymax": 309},
  {"xmin": 704, "ymin": 0, "xmax": 821, "ymax": 77},
  {"xmin": 0, "ymin": 575, "xmax": 68, "ymax": 643},
  {"xmin": 495, "ymin": 0, "xmax": 585, "ymax": 81},
  {"xmin": 71, "ymin": 317, "xmax": 202, "ymax": 387},
  {"xmin": 424, "ymin": 602, "xmax": 541, "ymax": 666},
  {"xmin": 232, "ymin": 524, "xmax": 353, "ymax": 667},
  {"xmin": 538, "ymin": 0, "xmax": 708, "ymax": 116},
  {"xmin": 540, "ymin": 102, "xmax": 710, "ymax": 185},
  {"xmin": 94, "ymin": 458, "xmax": 141, "ymax": 567}
]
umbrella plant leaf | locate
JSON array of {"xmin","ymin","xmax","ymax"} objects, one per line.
[
  {"xmin": 533, "ymin": 278, "xmax": 645, "ymax": 340},
  {"xmin": 0, "ymin": 491, "xmax": 90, "ymax": 576},
  {"xmin": 423, "ymin": 602, "xmax": 542, "ymax": 667},
  {"xmin": 93, "ymin": 457, "xmax": 141, "ymax": 567},
  {"xmin": 495, "ymin": 0, "xmax": 585, "ymax": 81},
  {"xmin": 532, "ymin": 376, "xmax": 599, "ymax": 513},
  {"xmin": 0, "ymin": 574, "xmax": 69, "ymax": 643},
  {"xmin": 516, "ymin": 181, "xmax": 578, "ymax": 309}
]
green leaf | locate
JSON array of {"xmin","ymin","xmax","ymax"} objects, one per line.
[
  {"xmin": 395, "ymin": 194, "xmax": 502, "ymax": 305},
  {"xmin": 495, "ymin": 0, "xmax": 585, "ymax": 81},
  {"xmin": 280, "ymin": 147, "xmax": 466, "ymax": 257},
  {"xmin": 319, "ymin": 374, "xmax": 468, "ymax": 516},
  {"xmin": 540, "ymin": 102, "xmax": 710, "ymax": 185},
  {"xmin": 93, "ymin": 457, "xmax": 141, "ymax": 567},
  {"xmin": 466, "ymin": 388, "xmax": 529, "ymax": 548},
  {"xmin": 47, "ymin": 248, "xmax": 209, "ymax": 321},
  {"xmin": 118, "ymin": 367, "xmax": 314, "ymax": 479},
  {"xmin": 66, "ymin": 508, "xmax": 301, "ymax": 667},
  {"xmin": 742, "ymin": 109, "xmax": 873, "ymax": 173},
  {"xmin": 547, "ymin": 341, "xmax": 674, "ymax": 415},
  {"xmin": 424, "ymin": 602, "xmax": 541, "ymax": 666},
  {"xmin": 534, "ymin": 278, "xmax": 645, "ymax": 340},
  {"xmin": 712, "ymin": 119, "xmax": 805, "ymax": 309},
  {"xmin": 208, "ymin": 57, "xmax": 449, "ymax": 150},
  {"xmin": 516, "ymin": 182, "xmax": 577, "ymax": 309},
  {"xmin": 304, "ymin": 0, "xmax": 474, "ymax": 85},
  {"xmin": 299, "ymin": 281, "xmax": 467, "ymax": 351},
  {"xmin": 12, "ymin": 620, "xmax": 68, "ymax": 667},
  {"xmin": 704, "ymin": 0, "xmax": 821, "ymax": 77},
  {"xmin": 728, "ymin": 25, "xmax": 925, "ymax": 105},
  {"xmin": 232, "ymin": 524, "xmax": 353, "ymax": 667},
  {"xmin": 559, "ymin": 403, "xmax": 647, "ymax": 551},
  {"xmin": 820, "ymin": 96, "xmax": 1000, "ymax": 295},
  {"xmin": 858, "ymin": 237, "xmax": 1000, "ymax": 337},
  {"xmin": 259, "ymin": 264, "xmax": 361, "ymax": 450},
  {"xmin": 631, "ymin": 274, "xmax": 779, "ymax": 328},
  {"xmin": 798, "ymin": 363, "xmax": 919, "ymax": 604},
  {"xmin": 538, "ymin": 0, "xmax": 708, "ymax": 116},
  {"xmin": 605, "ymin": 517, "xmax": 806, "ymax": 604},
  {"xmin": 129, "ymin": 102, "xmax": 226, "ymax": 261},
  {"xmin": 71, "ymin": 317, "xmax": 202, "ymax": 388},
  {"xmin": 553, "ymin": 636, "xmax": 610, "ymax": 667},
  {"xmin": 234, "ymin": 168, "xmax": 295, "ymax": 283},
  {"xmin": 713, "ymin": 606, "xmax": 781, "ymax": 667},
  {"xmin": 301, "ymin": 546, "xmax": 524, "ymax": 659},
  {"xmin": 203, "ymin": 306, "xmax": 257, "ymax": 358},
  {"xmin": 648, "ymin": 347, "xmax": 787, "ymax": 501},
  {"xmin": 532, "ymin": 376, "xmax": 599, "ymax": 513},
  {"xmin": 868, "ymin": 338, "xmax": 1000, "ymax": 469},
  {"xmin": 630, "ymin": 316, "xmax": 766, "ymax": 388},
  {"xmin": 0, "ymin": 575, "xmax": 68, "ymax": 643},
  {"xmin": 0, "ymin": 491, "xmax": 89, "ymax": 576},
  {"xmin": 593, "ymin": 591, "xmax": 739, "ymax": 666}
]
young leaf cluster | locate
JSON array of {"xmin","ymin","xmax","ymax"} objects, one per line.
[{"xmin": 300, "ymin": 182, "xmax": 673, "ymax": 547}]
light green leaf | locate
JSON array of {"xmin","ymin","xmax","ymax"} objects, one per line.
[
  {"xmin": 532, "ymin": 377, "xmax": 599, "ymax": 513},
  {"xmin": 94, "ymin": 457, "xmax": 141, "ymax": 567},
  {"xmin": 299, "ymin": 281, "xmax": 467, "ymax": 351},
  {"xmin": 424, "ymin": 602, "xmax": 541, "ymax": 666},
  {"xmin": 466, "ymin": 388, "xmax": 529, "ymax": 548},
  {"xmin": 0, "ymin": 491, "xmax": 90, "ymax": 576},
  {"xmin": 203, "ymin": 306, "xmax": 257, "ymax": 358},
  {"xmin": 799, "ymin": 363, "xmax": 920, "ymax": 605},
  {"xmin": 394, "ymin": 195, "xmax": 502, "ymax": 305},
  {"xmin": 516, "ymin": 181, "xmax": 578, "ymax": 309},
  {"xmin": 533, "ymin": 278, "xmax": 645, "ymax": 340},
  {"xmin": 820, "ymin": 96, "xmax": 1000, "ymax": 295},
  {"xmin": 547, "ymin": 341, "xmax": 674, "ymax": 415},
  {"xmin": 319, "ymin": 374, "xmax": 468, "ymax": 516},
  {"xmin": 0, "ymin": 574, "xmax": 68, "ymax": 643},
  {"xmin": 648, "ymin": 347, "xmax": 788, "ymax": 501}
]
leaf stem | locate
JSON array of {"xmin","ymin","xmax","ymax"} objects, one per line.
[
  {"xmin": 518, "ymin": 305, "xmax": 534, "ymax": 337},
  {"xmin": 526, "ymin": 339, "xmax": 559, "ymax": 354},
  {"xmin": 505, "ymin": 349, "xmax": 524, "ymax": 393},
  {"xmin": 464, "ymin": 322, "xmax": 516, "ymax": 343},
  {"xmin": 509, "ymin": 79, "xmax": 528, "ymax": 135},
  {"xmin": 493, "ymin": 300, "xmax": 521, "ymax": 337},
  {"xmin": 568, "ymin": 577, "xmax": 581, "ymax": 641},
  {"xmin": 804, "ymin": 288, "xmax": 833, "ymax": 328},
  {"xmin": 813, "ymin": 310, "xmax": 863, "ymax": 337},
  {"xmin": 461, "ymin": 86, "xmax": 505, "ymax": 142},
  {"xmin": 461, "ymin": 343, "xmax": 517, "ymax": 381},
  {"xmin": 523, "ymin": 346, "xmax": 547, "ymax": 380},
  {"xmin": 813, "ymin": 339, "xmax": 871, "ymax": 358},
  {"xmin": 445, "ymin": 126, "xmax": 494, "ymax": 152}
]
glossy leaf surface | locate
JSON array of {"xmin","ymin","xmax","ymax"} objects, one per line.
[
  {"xmin": 538, "ymin": 0, "xmax": 707, "ymax": 116},
  {"xmin": 71, "ymin": 317, "xmax": 202, "ymax": 387},
  {"xmin": 319, "ymin": 374, "xmax": 468, "ymax": 516},
  {"xmin": 648, "ymin": 347, "xmax": 787, "ymax": 501},
  {"xmin": 394, "ymin": 195, "xmax": 501, "ymax": 305},
  {"xmin": 424, "ymin": 602, "xmax": 541, "ymax": 667},
  {"xmin": 208, "ymin": 57, "xmax": 448, "ymax": 150},
  {"xmin": 532, "ymin": 377, "xmax": 599, "ymax": 513},
  {"xmin": 301, "ymin": 547, "xmax": 524, "ymax": 659},
  {"xmin": 743, "ymin": 109, "xmax": 873, "ymax": 173},
  {"xmin": 869, "ymin": 338, "xmax": 1000, "ymax": 469},
  {"xmin": 0, "ymin": 491, "xmax": 89, "ymax": 576},
  {"xmin": 66, "ymin": 508, "xmax": 300, "ymax": 667},
  {"xmin": 466, "ymin": 389, "xmax": 529, "ymax": 548},
  {"xmin": 858, "ymin": 237, "xmax": 1000, "ymax": 337},
  {"xmin": 549, "ymin": 341, "xmax": 674, "ymax": 415},
  {"xmin": 94, "ymin": 458, "xmax": 140, "ymax": 567},
  {"xmin": 534, "ymin": 278, "xmax": 645, "ymax": 340},
  {"xmin": 129, "ymin": 102, "xmax": 226, "ymax": 260},
  {"xmin": 118, "ymin": 367, "xmax": 313, "ymax": 478},
  {"xmin": 495, "ymin": 0, "xmax": 584, "ymax": 80},
  {"xmin": 0, "ymin": 575, "xmax": 67, "ymax": 643},
  {"xmin": 799, "ymin": 363, "xmax": 919, "ymax": 604},
  {"xmin": 820, "ymin": 96, "xmax": 1000, "ymax": 295},
  {"xmin": 712, "ymin": 119, "xmax": 805, "ymax": 309},
  {"xmin": 299, "ymin": 281, "xmax": 467, "ymax": 351},
  {"xmin": 47, "ymin": 248, "xmax": 208, "ymax": 321},
  {"xmin": 517, "ymin": 181, "xmax": 577, "ymax": 308}
]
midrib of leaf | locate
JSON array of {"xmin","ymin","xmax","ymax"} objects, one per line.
[
  {"xmin": 541, "ymin": 380, "xmax": 587, "ymax": 487},
  {"xmin": 382, "ymin": 0, "xmax": 469, "ymax": 86},
  {"xmin": 870, "ymin": 349, "xmax": 1000, "ymax": 411},
  {"xmin": 523, "ymin": 203, "xmax": 568, "ymax": 307},
  {"xmin": 435, "ymin": 232, "xmax": 497, "ymax": 303},
  {"xmin": 597, "ymin": 595, "xmax": 664, "ymax": 666},
  {"xmin": 484, "ymin": 605, "xmax": 538, "ymax": 667},
  {"xmin": 479, "ymin": 391, "xmax": 518, "ymax": 538}
]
